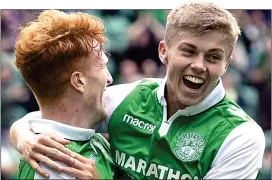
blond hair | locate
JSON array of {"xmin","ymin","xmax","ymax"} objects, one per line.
[
  {"xmin": 15, "ymin": 10, "xmax": 106, "ymax": 100},
  {"xmin": 165, "ymin": 2, "xmax": 241, "ymax": 49}
]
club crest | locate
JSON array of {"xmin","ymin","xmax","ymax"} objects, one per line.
[{"xmin": 174, "ymin": 133, "xmax": 204, "ymax": 162}]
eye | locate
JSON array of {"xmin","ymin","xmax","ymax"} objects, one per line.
[
  {"xmin": 206, "ymin": 54, "xmax": 221, "ymax": 63},
  {"xmin": 182, "ymin": 49, "xmax": 195, "ymax": 56}
]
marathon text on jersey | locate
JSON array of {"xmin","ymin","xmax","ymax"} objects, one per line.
[{"xmin": 116, "ymin": 150, "xmax": 199, "ymax": 179}]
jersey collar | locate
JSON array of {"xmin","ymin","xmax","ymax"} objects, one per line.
[
  {"xmin": 157, "ymin": 76, "xmax": 225, "ymax": 116},
  {"xmin": 29, "ymin": 118, "xmax": 95, "ymax": 141}
]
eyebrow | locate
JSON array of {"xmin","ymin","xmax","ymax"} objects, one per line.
[
  {"xmin": 178, "ymin": 43, "xmax": 196, "ymax": 50},
  {"xmin": 209, "ymin": 49, "xmax": 224, "ymax": 53},
  {"xmin": 178, "ymin": 43, "xmax": 224, "ymax": 53}
]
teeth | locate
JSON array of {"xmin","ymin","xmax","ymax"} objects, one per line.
[{"xmin": 184, "ymin": 76, "xmax": 204, "ymax": 84}]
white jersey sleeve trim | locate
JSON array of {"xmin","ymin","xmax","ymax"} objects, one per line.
[{"xmin": 204, "ymin": 122, "xmax": 265, "ymax": 179}]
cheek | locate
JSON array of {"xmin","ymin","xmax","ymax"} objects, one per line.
[
  {"xmin": 207, "ymin": 64, "xmax": 225, "ymax": 81},
  {"xmin": 90, "ymin": 70, "xmax": 105, "ymax": 87},
  {"xmin": 168, "ymin": 58, "xmax": 186, "ymax": 76},
  {"xmin": 97, "ymin": 69, "xmax": 107, "ymax": 87},
  {"xmin": 167, "ymin": 65, "xmax": 183, "ymax": 89},
  {"xmin": 169, "ymin": 54, "xmax": 188, "ymax": 67},
  {"xmin": 102, "ymin": 69, "xmax": 108, "ymax": 82}
]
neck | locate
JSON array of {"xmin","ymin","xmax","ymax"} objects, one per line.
[
  {"xmin": 39, "ymin": 98, "xmax": 100, "ymax": 129},
  {"xmin": 165, "ymin": 79, "xmax": 220, "ymax": 119},
  {"xmin": 165, "ymin": 82, "xmax": 186, "ymax": 119}
]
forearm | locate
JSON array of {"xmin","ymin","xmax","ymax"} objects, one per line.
[{"xmin": 9, "ymin": 116, "xmax": 35, "ymax": 153}]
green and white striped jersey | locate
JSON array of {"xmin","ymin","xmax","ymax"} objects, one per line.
[
  {"xmin": 103, "ymin": 77, "xmax": 265, "ymax": 179},
  {"xmin": 18, "ymin": 119, "xmax": 115, "ymax": 179}
]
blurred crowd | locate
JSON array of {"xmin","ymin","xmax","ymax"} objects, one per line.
[{"xmin": 1, "ymin": 9, "xmax": 271, "ymax": 179}]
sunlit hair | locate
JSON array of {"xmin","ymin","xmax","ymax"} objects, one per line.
[
  {"xmin": 14, "ymin": 10, "xmax": 106, "ymax": 100},
  {"xmin": 165, "ymin": 1, "xmax": 241, "ymax": 54}
]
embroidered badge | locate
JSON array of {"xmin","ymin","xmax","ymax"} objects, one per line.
[{"xmin": 174, "ymin": 133, "xmax": 204, "ymax": 162}]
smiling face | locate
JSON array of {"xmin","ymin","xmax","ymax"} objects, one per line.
[{"xmin": 159, "ymin": 30, "xmax": 232, "ymax": 109}]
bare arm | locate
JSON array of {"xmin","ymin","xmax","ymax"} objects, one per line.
[
  {"xmin": 9, "ymin": 112, "xmax": 75, "ymax": 177},
  {"xmin": 9, "ymin": 112, "xmax": 34, "ymax": 154}
]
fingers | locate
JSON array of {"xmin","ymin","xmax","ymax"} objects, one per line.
[
  {"xmin": 60, "ymin": 164, "xmax": 99, "ymax": 179},
  {"xmin": 31, "ymin": 153, "xmax": 61, "ymax": 171},
  {"xmin": 60, "ymin": 154, "xmax": 98, "ymax": 179},
  {"xmin": 33, "ymin": 144, "xmax": 75, "ymax": 166},
  {"xmin": 39, "ymin": 133, "xmax": 71, "ymax": 152},
  {"xmin": 28, "ymin": 133, "xmax": 75, "ymax": 168},
  {"xmin": 36, "ymin": 134, "xmax": 73, "ymax": 156},
  {"xmin": 60, "ymin": 153, "xmax": 94, "ymax": 171},
  {"xmin": 20, "ymin": 132, "xmax": 101, "ymax": 180},
  {"xmin": 66, "ymin": 155, "xmax": 86, "ymax": 170},
  {"xmin": 49, "ymin": 133, "xmax": 70, "ymax": 145},
  {"xmin": 72, "ymin": 153, "xmax": 94, "ymax": 164},
  {"xmin": 28, "ymin": 159, "xmax": 49, "ymax": 178}
]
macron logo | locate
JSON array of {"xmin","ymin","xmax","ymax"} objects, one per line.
[{"xmin": 123, "ymin": 114, "xmax": 156, "ymax": 132}]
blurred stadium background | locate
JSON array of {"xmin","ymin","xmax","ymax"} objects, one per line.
[{"xmin": 1, "ymin": 9, "xmax": 271, "ymax": 179}]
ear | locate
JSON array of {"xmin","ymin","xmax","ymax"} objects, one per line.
[
  {"xmin": 222, "ymin": 56, "xmax": 233, "ymax": 75},
  {"xmin": 70, "ymin": 71, "xmax": 86, "ymax": 93},
  {"xmin": 158, "ymin": 41, "xmax": 168, "ymax": 65}
]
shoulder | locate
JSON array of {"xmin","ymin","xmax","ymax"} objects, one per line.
[
  {"xmin": 205, "ymin": 121, "xmax": 265, "ymax": 179},
  {"xmin": 213, "ymin": 97, "xmax": 255, "ymax": 127},
  {"xmin": 222, "ymin": 121, "xmax": 265, "ymax": 154},
  {"xmin": 104, "ymin": 78, "xmax": 163, "ymax": 118},
  {"xmin": 136, "ymin": 78, "xmax": 162, "ymax": 88},
  {"xmin": 105, "ymin": 78, "xmax": 162, "ymax": 95}
]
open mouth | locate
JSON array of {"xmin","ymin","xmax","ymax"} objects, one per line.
[{"xmin": 183, "ymin": 75, "xmax": 205, "ymax": 90}]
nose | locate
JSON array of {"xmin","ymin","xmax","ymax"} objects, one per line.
[
  {"xmin": 106, "ymin": 68, "xmax": 113, "ymax": 86},
  {"xmin": 191, "ymin": 56, "xmax": 206, "ymax": 73}
]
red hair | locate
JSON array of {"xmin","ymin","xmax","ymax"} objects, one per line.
[{"xmin": 15, "ymin": 10, "xmax": 106, "ymax": 100}]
